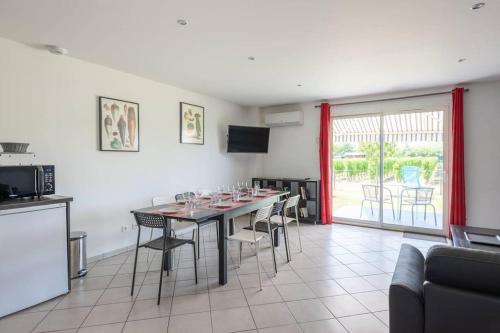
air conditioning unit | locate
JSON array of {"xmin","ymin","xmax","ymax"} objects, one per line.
[{"xmin": 264, "ymin": 111, "xmax": 304, "ymax": 127}]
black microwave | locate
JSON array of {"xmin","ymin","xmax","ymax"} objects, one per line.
[{"xmin": 0, "ymin": 165, "xmax": 55, "ymax": 201}]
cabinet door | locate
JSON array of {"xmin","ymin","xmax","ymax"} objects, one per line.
[{"xmin": 0, "ymin": 204, "xmax": 68, "ymax": 317}]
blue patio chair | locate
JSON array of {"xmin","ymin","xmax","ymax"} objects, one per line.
[{"xmin": 401, "ymin": 166, "xmax": 421, "ymax": 188}]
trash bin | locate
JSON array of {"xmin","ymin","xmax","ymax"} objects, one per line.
[{"xmin": 70, "ymin": 231, "xmax": 88, "ymax": 279}]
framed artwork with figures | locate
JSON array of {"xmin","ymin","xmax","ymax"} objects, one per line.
[
  {"xmin": 99, "ymin": 96, "xmax": 139, "ymax": 152},
  {"xmin": 180, "ymin": 102, "xmax": 204, "ymax": 145}
]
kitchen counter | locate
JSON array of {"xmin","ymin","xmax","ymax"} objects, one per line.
[{"xmin": 0, "ymin": 195, "xmax": 73, "ymax": 211}]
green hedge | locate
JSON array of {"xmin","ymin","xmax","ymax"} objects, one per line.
[{"xmin": 333, "ymin": 157, "xmax": 439, "ymax": 182}]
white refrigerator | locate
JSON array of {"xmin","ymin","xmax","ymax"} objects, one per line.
[{"xmin": 0, "ymin": 203, "xmax": 68, "ymax": 317}]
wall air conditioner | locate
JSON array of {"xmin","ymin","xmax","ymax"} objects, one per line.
[{"xmin": 264, "ymin": 111, "xmax": 304, "ymax": 127}]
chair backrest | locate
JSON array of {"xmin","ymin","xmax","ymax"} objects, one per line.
[
  {"xmin": 152, "ymin": 196, "xmax": 170, "ymax": 206},
  {"xmin": 270, "ymin": 199, "xmax": 287, "ymax": 217},
  {"xmin": 402, "ymin": 166, "xmax": 421, "ymax": 188},
  {"xmin": 416, "ymin": 187, "xmax": 433, "ymax": 204},
  {"xmin": 253, "ymin": 205, "xmax": 273, "ymax": 224},
  {"xmin": 175, "ymin": 192, "xmax": 195, "ymax": 202},
  {"xmin": 362, "ymin": 185, "xmax": 378, "ymax": 201},
  {"xmin": 284, "ymin": 195, "xmax": 300, "ymax": 210},
  {"xmin": 402, "ymin": 187, "xmax": 433, "ymax": 204},
  {"xmin": 134, "ymin": 212, "xmax": 168, "ymax": 229}
]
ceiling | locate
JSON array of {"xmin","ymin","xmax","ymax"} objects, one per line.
[{"xmin": 0, "ymin": 0, "xmax": 499, "ymax": 106}]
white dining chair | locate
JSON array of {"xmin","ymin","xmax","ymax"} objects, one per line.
[
  {"xmin": 228, "ymin": 204, "xmax": 274, "ymax": 291},
  {"xmin": 269, "ymin": 194, "xmax": 303, "ymax": 261}
]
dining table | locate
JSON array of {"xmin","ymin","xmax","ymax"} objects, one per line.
[{"xmin": 131, "ymin": 190, "xmax": 289, "ymax": 285}]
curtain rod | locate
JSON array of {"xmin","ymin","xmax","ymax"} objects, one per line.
[{"xmin": 314, "ymin": 89, "xmax": 470, "ymax": 108}]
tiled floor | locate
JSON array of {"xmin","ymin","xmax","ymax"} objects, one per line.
[{"xmin": 0, "ymin": 217, "xmax": 444, "ymax": 333}]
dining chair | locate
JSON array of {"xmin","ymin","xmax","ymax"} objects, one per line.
[
  {"xmin": 228, "ymin": 204, "xmax": 274, "ymax": 290},
  {"xmin": 131, "ymin": 212, "xmax": 197, "ymax": 305},
  {"xmin": 151, "ymin": 196, "xmax": 197, "ymax": 265},
  {"xmin": 360, "ymin": 184, "xmax": 395, "ymax": 219},
  {"xmin": 399, "ymin": 187, "xmax": 437, "ymax": 226},
  {"xmin": 174, "ymin": 192, "xmax": 219, "ymax": 258},
  {"xmin": 269, "ymin": 195, "xmax": 303, "ymax": 261},
  {"xmin": 242, "ymin": 200, "xmax": 285, "ymax": 274}
]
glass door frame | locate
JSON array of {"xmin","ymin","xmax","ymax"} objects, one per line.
[{"xmin": 331, "ymin": 107, "xmax": 450, "ymax": 236}]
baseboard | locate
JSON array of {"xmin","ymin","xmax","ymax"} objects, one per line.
[{"xmin": 88, "ymin": 244, "xmax": 135, "ymax": 263}]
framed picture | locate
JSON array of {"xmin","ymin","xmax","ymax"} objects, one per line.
[
  {"xmin": 180, "ymin": 102, "xmax": 204, "ymax": 144},
  {"xmin": 99, "ymin": 96, "xmax": 139, "ymax": 152}
]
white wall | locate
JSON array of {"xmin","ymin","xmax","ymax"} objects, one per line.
[
  {"xmin": 463, "ymin": 80, "xmax": 500, "ymax": 229},
  {"xmin": 260, "ymin": 81, "xmax": 500, "ymax": 229},
  {"xmin": 0, "ymin": 37, "xmax": 259, "ymax": 257}
]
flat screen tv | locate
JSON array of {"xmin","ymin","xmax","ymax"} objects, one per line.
[{"xmin": 227, "ymin": 125, "xmax": 270, "ymax": 153}]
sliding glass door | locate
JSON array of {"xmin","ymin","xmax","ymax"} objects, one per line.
[{"xmin": 332, "ymin": 110, "xmax": 446, "ymax": 234}]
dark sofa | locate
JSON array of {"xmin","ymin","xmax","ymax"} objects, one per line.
[{"xmin": 389, "ymin": 244, "xmax": 500, "ymax": 333}]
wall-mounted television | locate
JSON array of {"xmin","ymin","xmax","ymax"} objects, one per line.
[{"xmin": 227, "ymin": 125, "xmax": 270, "ymax": 153}]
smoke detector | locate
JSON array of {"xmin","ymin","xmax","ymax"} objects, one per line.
[{"xmin": 46, "ymin": 45, "xmax": 68, "ymax": 55}]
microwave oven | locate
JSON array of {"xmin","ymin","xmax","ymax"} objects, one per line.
[{"xmin": 0, "ymin": 165, "xmax": 55, "ymax": 201}]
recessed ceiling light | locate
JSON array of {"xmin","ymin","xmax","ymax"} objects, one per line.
[
  {"xmin": 46, "ymin": 45, "xmax": 68, "ymax": 55},
  {"xmin": 177, "ymin": 19, "xmax": 187, "ymax": 26},
  {"xmin": 471, "ymin": 2, "xmax": 485, "ymax": 10},
  {"xmin": 458, "ymin": 58, "xmax": 467, "ymax": 63},
  {"xmin": 248, "ymin": 56, "xmax": 255, "ymax": 61}
]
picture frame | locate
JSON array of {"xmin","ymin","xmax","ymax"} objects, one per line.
[
  {"xmin": 180, "ymin": 102, "xmax": 204, "ymax": 145},
  {"xmin": 99, "ymin": 96, "xmax": 139, "ymax": 152}
]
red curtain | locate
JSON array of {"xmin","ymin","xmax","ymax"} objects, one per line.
[
  {"xmin": 449, "ymin": 87, "xmax": 466, "ymax": 230},
  {"xmin": 319, "ymin": 103, "xmax": 332, "ymax": 224}
]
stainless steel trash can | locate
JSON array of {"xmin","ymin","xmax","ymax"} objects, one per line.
[{"xmin": 70, "ymin": 231, "xmax": 88, "ymax": 279}]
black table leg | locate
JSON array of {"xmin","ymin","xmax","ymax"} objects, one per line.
[
  {"xmin": 229, "ymin": 218, "xmax": 235, "ymax": 235},
  {"xmin": 163, "ymin": 218, "xmax": 173, "ymax": 271},
  {"xmin": 218, "ymin": 214, "xmax": 228, "ymax": 285}
]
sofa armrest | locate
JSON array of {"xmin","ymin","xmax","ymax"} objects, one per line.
[
  {"xmin": 389, "ymin": 244, "xmax": 425, "ymax": 333},
  {"xmin": 425, "ymin": 245, "xmax": 500, "ymax": 296}
]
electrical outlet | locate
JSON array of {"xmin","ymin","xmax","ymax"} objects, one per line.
[{"xmin": 121, "ymin": 225, "xmax": 129, "ymax": 232}]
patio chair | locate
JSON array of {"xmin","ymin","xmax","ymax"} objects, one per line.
[
  {"xmin": 398, "ymin": 187, "xmax": 437, "ymax": 226},
  {"xmin": 401, "ymin": 166, "xmax": 421, "ymax": 188},
  {"xmin": 360, "ymin": 184, "xmax": 395, "ymax": 219}
]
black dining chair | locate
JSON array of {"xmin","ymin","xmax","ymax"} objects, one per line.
[
  {"xmin": 175, "ymin": 192, "xmax": 219, "ymax": 259},
  {"xmin": 131, "ymin": 212, "xmax": 197, "ymax": 305}
]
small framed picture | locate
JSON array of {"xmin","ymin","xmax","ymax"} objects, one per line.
[
  {"xmin": 99, "ymin": 96, "xmax": 139, "ymax": 152},
  {"xmin": 180, "ymin": 102, "xmax": 204, "ymax": 145}
]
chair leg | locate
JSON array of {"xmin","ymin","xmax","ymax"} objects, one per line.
[
  {"xmin": 131, "ymin": 228, "xmax": 141, "ymax": 296},
  {"xmin": 284, "ymin": 222, "xmax": 292, "ymax": 260},
  {"xmin": 295, "ymin": 207, "xmax": 303, "ymax": 253},
  {"xmin": 360, "ymin": 200, "xmax": 365, "ymax": 218},
  {"xmin": 269, "ymin": 233, "xmax": 277, "ymax": 276},
  {"xmin": 370, "ymin": 201, "xmax": 374, "ymax": 215},
  {"xmin": 238, "ymin": 242, "xmax": 242, "ymax": 268},
  {"xmin": 158, "ymin": 250, "xmax": 166, "ymax": 305},
  {"xmin": 193, "ymin": 243, "xmax": 198, "ymax": 284},
  {"xmin": 255, "ymin": 242, "xmax": 263, "ymax": 291},
  {"xmin": 424, "ymin": 205, "xmax": 427, "ymax": 221},
  {"xmin": 391, "ymin": 201, "xmax": 395, "ymax": 220},
  {"xmin": 147, "ymin": 228, "xmax": 154, "ymax": 263},
  {"xmin": 282, "ymin": 225, "xmax": 290, "ymax": 263},
  {"xmin": 431, "ymin": 204, "xmax": 437, "ymax": 226}
]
